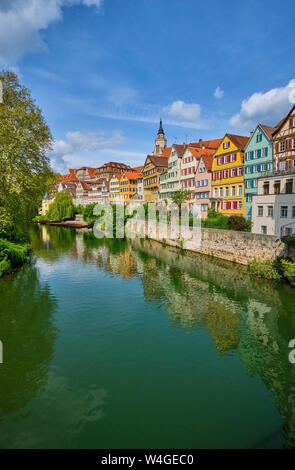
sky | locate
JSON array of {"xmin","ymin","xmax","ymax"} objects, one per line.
[{"xmin": 1, "ymin": 0, "xmax": 295, "ymax": 173}]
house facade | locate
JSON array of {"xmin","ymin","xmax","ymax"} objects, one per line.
[
  {"xmin": 119, "ymin": 171, "xmax": 142, "ymax": 203},
  {"xmin": 211, "ymin": 134, "xmax": 249, "ymax": 216},
  {"xmin": 159, "ymin": 145, "xmax": 186, "ymax": 201},
  {"xmin": 252, "ymin": 173, "xmax": 295, "ymax": 236},
  {"xmin": 244, "ymin": 124, "xmax": 274, "ymax": 220},
  {"xmin": 142, "ymin": 154, "xmax": 168, "ymax": 202},
  {"xmin": 195, "ymin": 155, "xmax": 214, "ymax": 218},
  {"xmin": 109, "ymin": 173, "xmax": 121, "ymax": 204},
  {"xmin": 273, "ymin": 104, "xmax": 295, "ymax": 173}
]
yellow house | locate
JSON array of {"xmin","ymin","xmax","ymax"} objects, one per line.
[
  {"xmin": 109, "ymin": 172, "xmax": 121, "ymax": 204},
  {"xmin": 39, "ymin": 192, "xmax": 55, "ymax": 216},
  {"xmin": 211, "ymin": 134, "xmax": 249, "ymax": 216},
  {"xmin": 119, "ymin": 171, "xmax": 142, "ymax": 203}
]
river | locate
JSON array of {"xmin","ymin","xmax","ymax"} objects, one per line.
[{"xmin": 0, "ymin": 225, "xmax": 295, "ymax": 449}]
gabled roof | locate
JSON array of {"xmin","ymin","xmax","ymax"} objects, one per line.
[
  {"xmin": 186, "ymin": 146, "xmax": 216, "ymax": 158},
  {"xmin": 144, "ymin": 154, "xmax": 169, "ymax": 168},
  {"xmin": 226, "ymin": 134, "xmax": 249, "ymax": 150},
  {"xmin": 160, "ymin": 147, "xmax": 172, "ymax": 157},
  {"xmin": 122, "ymin": 171, "xmax": 142, "ymax": 181},
  {"xmin": 78, "ymin": 181, "xmax": 91, "ymax": 190},
  {"xmin": 201, "ymin": 154, "xmax": 214, "ymax": 171},
  {"xmin": 172, "ymin": 144, "xmax": 187, "ymax": 158},
  {"xmin": 272, "ymin": 104, "xmax": 295, "ymax": 136},
  {"xmin": 259, "ymin": 124, "xmax": 276, "ymax": 141}
]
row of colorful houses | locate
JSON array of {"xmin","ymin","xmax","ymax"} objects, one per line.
[{"xmin": 44, "ymin": 105, "xmax": 295, "ymax": 236}]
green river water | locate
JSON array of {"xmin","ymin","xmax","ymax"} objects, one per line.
[{"xmin": 0, "ymin": 224, "xmax": 295, "ymax": 449}]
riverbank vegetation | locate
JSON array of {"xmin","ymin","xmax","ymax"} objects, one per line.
[
  {"xmin": 248, "ymin": 257, "xmax": 295, "ymax": 286},
  {"xmin": 0, "ymin": 239, "xmax": 30, "ymax": 278},
  {"xmin": 34, "ymin": 191, "xmax": 76, "ymax": 223},
  {"xmin": 0, "ymin": 70, "xmax": 56, "ymax": 276}
]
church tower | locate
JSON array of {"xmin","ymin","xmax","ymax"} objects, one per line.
[{"xmin": 153, "ymin": 119, "xmax": 167, "ymax": 156}]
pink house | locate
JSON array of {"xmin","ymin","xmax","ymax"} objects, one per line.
[{"xmin": 194, "ymin": 154, "xmax": 214, "ymax": 218}]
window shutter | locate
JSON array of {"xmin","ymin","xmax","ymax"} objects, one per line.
[
  {"xmin": 275, "ymin": 142, "xmax": 279, "ymax": 153},
  {"xmin": 290, "ymin": 118, "xmax": 293, "ymax": 129}
]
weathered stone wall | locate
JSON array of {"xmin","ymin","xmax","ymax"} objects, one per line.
[{"xmin": 127, "ymin": 220, "xmax": 288, "ymax": 265}]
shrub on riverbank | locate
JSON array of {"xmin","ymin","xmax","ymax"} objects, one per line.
[
  {"xmin": 0, "ymin": 238, "xmax": 30, "ymax": 277},
  {"xmin": 248, "ymin": 258, "xmax": 281, "ymax": 280},
  {"xmin": 280, "ymin": 259, "xmax": 295, "ymax": 287},
  {"xmin": 228, "ymin": 216, "xmax": 251, "ymax": 232},
  {"xmin": 201, "ymin": 209, "xmax": 229, "ymax": 230},
  {"xmin": 34, "ymin": 191, "xmax": 75, "ymax": 223}
]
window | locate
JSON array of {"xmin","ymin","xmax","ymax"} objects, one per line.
[
  {"xmin": 218, "ymin": 157, "xmax": 222, "ymax": 165},
  {"xmin": 214, "ymin": 188, "xmax": 218, "ymax": 198},
  {"xmin": 274, "ymin": 181, "xmax": 281, "ymax": 194},
  {"xmin": 258, "ymin": 206, "xmax": 263, "ymax": 217},
  {"xmin": 238, "ymin": 185, "xmax": 243, "ymax": 196},
  {"xmin": 280, "ymin": 206, "xmax": 288, "ymax": 218},
  {"xmin": 280, "ymin": 161, "xmax": 286, "ymax": 171},
  {"xmin": 286, "ymin": 179, "xmax": 293, "ymax": 194},
  {"xmin": 223, "ymin": 141, "xmax": 230, "ymax": 149},
  {"xmin": 293, "ymin": 206, "xmax": 295, "ymax": 218},
  {"xmin": 256, "ymin": 133, "xmax": 263, "ymax": 143},
  {"xmin": 247, "ymin": 194, "xmax": 253, "ymax": 203},
  {"xmin": 231, "ymin": 186, "xmax": 236, "ymax": 196},
  {"xmin": 268, "ymin": 206, "xmax": 273, "ymax": 217},
  {"xmin": 280, "ymin": 141, "xmax": 286, "ymax": 152},
  {"xmin": 231, "ymin": 168, "xmax": 235, "ymax": 177},
  {"xmin": 225, "ymin": 186, "xmax": 229, "ymax": 196},
  {"xmin": 238, "ymin": 167, "xmax": 243, "ymax": 176},
  {"xmin": 219, "ymin": 187, "xmax": 223, "ymax": 197},
  {"xmin": 238, "ymin": 201, "xmax": 242, "ymax": 210},
  {"xmin": 293, "ymin": 139, "xmax": 295, "ymax": 150},
  {"xmin": 261, "ymin": 226, "xmax": 267, "ymax": 235},
  {"xmin": 263, "ymin": 182, "xmax": 269, "ymax": 195}
]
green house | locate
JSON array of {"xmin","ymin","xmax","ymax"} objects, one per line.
[{"xmin": 244, "ymin": 124, "xmax": 274, "ymax": 220}]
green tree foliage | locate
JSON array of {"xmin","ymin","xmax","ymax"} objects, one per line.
[
  {"xmin": 0, "ymin": 238, "xmax": 30, "ymax": 277},
  {"xmin": 202, "ymin": 208, "xmax": 229, "ymax": 230},
  {"xmin": 44, "ymin": 191, "xmax": 75, "ymax": 222},
  {"xmin": 171, "ymin": 190, "xmax": 191, "ymax": 207},
  {"xmin": 228, "ymin": 215, "xmax": 252, "ymax": 232},
  {"xmin": 0, "ymin": 70, "xmax": 56, "ymax": 241}
]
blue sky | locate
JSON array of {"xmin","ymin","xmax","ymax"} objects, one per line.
[{"xmin": 1, "ymin": 0, "xmax": 295, "ymax": 172}]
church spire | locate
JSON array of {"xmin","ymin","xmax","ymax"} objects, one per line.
[
  {"xmin": 158, "ymin": 118, "xmax": 164, "ymax": 135},
  {"xmin": 153, "ymin": 119, "xmax": 167, "ymax": 156}
]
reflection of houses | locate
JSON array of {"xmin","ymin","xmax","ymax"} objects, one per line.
[{"xmin": 252, "ymin": 173, "xmax": 295, "ymax": 236}]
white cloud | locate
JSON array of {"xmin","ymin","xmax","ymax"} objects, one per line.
[
  {"xmin": 50, "ymin": 130, "xmax": 130, "ymax": 172},
  {"xmin": 230, "ymin": 79, "xmax": 295, "ymax": 130},
  {"xmin": 214, "ymin": 86, "xmax": 224, "ymax": 99},
  {"xmin": 163, "ymin": 100, "xmax": 202, "ymax": 122},
  {"xmin": 0, "ymin": 0, "xmax": 103, "ymax": 66}
]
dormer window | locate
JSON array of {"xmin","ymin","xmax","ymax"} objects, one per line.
[{"xmin": 256, "ymin": 132, "xmax": 262, "ymax": 143}]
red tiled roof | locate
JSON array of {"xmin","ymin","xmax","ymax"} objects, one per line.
[
  {"xmin": 160, "ymin": 147, "xmax": 172, "ymax": 157},
  {"xmin": 172, "ymin": 144, "xmax": 187, "ymax": 158},
  {"xmin": 146, "ymin": 154, "xmax": 169, "ymax": 168},
  {"xmin": 259, "ymin": 124, "xmax": 276, "ymax": 140},
  {"xmin": 226, "ymin": 134, "xmax": 249, "ymax": 150},
  {"xmin": 122, "ymin": 171, "xmax": 142, "ymax": 181},
  {"xmin": 201, "ymin": 154, "xmax": 214, "ymax": 171},
  {"xmin": 189, "ymin": 138, "xmax": 223, "ymax": 150}
]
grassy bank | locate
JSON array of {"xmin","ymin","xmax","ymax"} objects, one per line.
[{"xmin": 0, "ymin": 238, "xmax": 30, "ymax": 278}]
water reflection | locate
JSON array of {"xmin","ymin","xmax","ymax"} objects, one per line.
[
  {"xmin": 6, "ymin": 225, "xmax": 295, "ymax": 448},
  {"xmin": 0, "ymin": 261, "xmax": 58, "ymax": 419},
  {"xmin": 52, "ymin": 227, "xmax": 295, "ymax": 448}
]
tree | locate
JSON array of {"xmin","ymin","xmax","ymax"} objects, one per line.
[
  {"xmin": 45, "ymin": 190, "xmax": 75, "ymax": 222},
  {"xmin": 171, "ymin": 190, "xmax": 191, "ymax": 207},
  {"xmin": 0, "ymin": 70, "xmax": 55, "ymax": 241}
]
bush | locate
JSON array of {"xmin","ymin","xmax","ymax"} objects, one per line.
[
  {"xmin": 248, "ymin": 258, "xmax": 281, "ymax": 280},
  {"xmin": 228, "ymin": 216, "xmax": 251, "ymax": 232},
  {"xmin": 202, "ymin": 209, "xmax": 229, "ymax": 230},
  {"xmin": 280, "ymin": 259, "xmax": 295, "ymax": 286},
  {"xmin": 0, "ymin": 238, "xmax": 30, "ymax": 277},
  {"xmin": 281, "ymin": 235, "xmax": 295, "ymax": 249}
]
